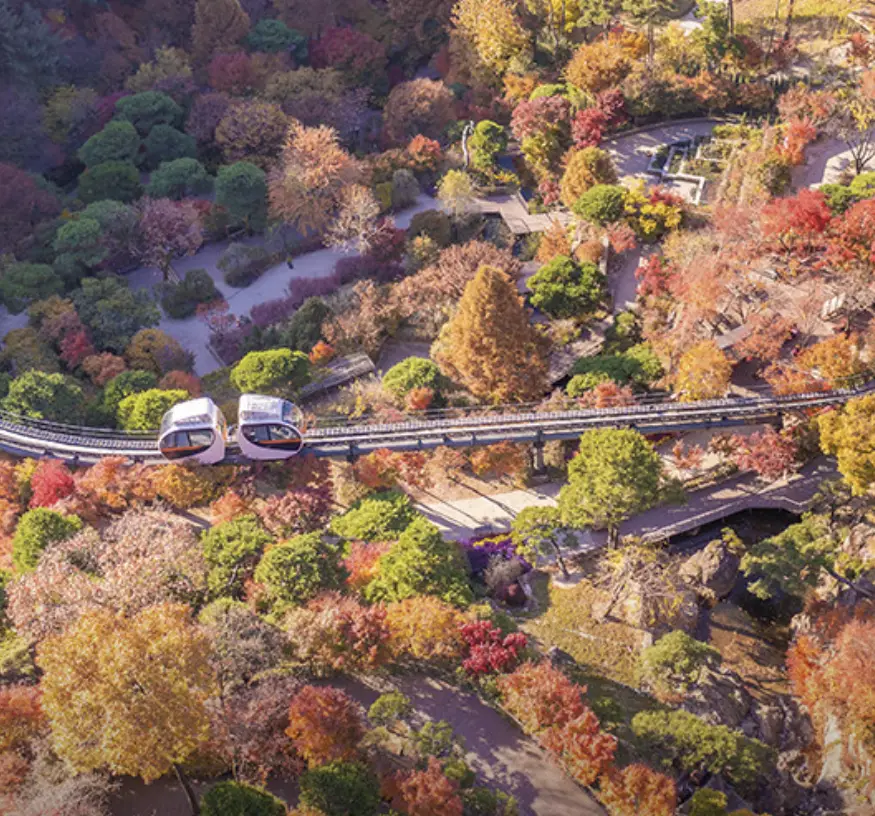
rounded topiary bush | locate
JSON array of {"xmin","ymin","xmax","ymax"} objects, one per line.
[
  {"xmin": 12, "ymin": 508, "xmax": 82, "ymax": 573},
  {"xmin": 572, "ymin": 184, "xmax": 627, "ymax": 225},
  {"xmin": 200, "ymin": 781, "xmax": 287, "ymax": 816},
  {"xmin": 382, "ymin": 357, "xmax": 444, "ymax": 403},
  {"xmin": 230, "ymin": 348, "xmax": 311, "ymax": 395},
  {"xmin": 298, "ymin": 761, "xmax": 380, "ymax": 816}
]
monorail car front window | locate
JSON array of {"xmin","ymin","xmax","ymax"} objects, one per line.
[
  {"xmin": 242, "ymin": 423, "xmax": 302, "ymax": 449},
  {"xmin": 160, "ymin": 429, "xmax": 215, "ymax": 458}
]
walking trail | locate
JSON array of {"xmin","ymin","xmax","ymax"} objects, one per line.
[{"xmin": 418, "ymin": 458, "xmax": 835, "ymax": 544}]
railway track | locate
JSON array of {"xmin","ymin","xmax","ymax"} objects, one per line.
[{"xmin": 0, "ymin": 383, "xmax": 867, "ymax": 465}]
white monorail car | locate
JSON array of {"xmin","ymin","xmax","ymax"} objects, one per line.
[
  {"xmin": 158, "ymin": 398, "xmax": 228, "ymax": 464},
  {"xmin": 236, "ymin": 394, "xmax": 305, "ymax": 460}
]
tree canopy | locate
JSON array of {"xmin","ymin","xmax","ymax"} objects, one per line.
[{"xmin": 558, "ymin": 429, "xmax": 663, "ymax": 543}]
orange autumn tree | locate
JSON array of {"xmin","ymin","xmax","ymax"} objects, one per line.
[
  {"xmin": 434, "ymin": 265, "xmax": 547, "ymax": 402},
  {"xmin": 468, "ymin": 442, "xmax": 529, "ymax": 480},
  {"xmin": 497, "ymin": 661, "xmax": 617, "ymax": 787},
  {"xmin": 286, "ymin": 685, "xmax": 365, "ymax": 768},
  {"xmin": 0, "ymin": 686, "xmax": 45, "ymax": 752},
  {"xmin": 787, "ymin": 609, "xmax": 875, "ymax": 791},
  {"xmin": 391, "ymin": 757, "xmax": 463, "ymax": 816},
  {"xmin": 269, "ymin": 122, "xmax": 361, "ymax": 234},
  {"xmin": 385, "ymin": 596, "xmax": 468, "ymax": 662},
  {"xmin": 797, "ymin": 333, "xmax": 865, "ymax": 387},
  {"xmin": 598, "ymin": 764, "xmax": 677, "ymax": 816},
  {"xmin": 537, "ymin": 219, "xmax": 573, "ymax": 263}
]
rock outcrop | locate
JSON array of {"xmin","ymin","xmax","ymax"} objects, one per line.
[{"xmin": 678, "ymin": 538, "xmax": 741, "ymax": 603}]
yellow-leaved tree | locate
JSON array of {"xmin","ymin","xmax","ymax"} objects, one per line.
[
  {"xmin": 673, "ymin": 340, "xmax": 732, "ymax": 401},
  {"xmin": 819, "ymin": 393, "xmax": 875, "ymax": 495},
  {"xmin": 434, "ymin": 264, "xmax": 547, "ymax": 402},
  {"xmin": 191, "ymin": 0, "xmax": 251, "ymax": 64},
  {"xmin": 37, "ymin": 604, "xmax": 217, "ymax": 815},
  {"xmin": 451, "ymin": 0, "xmax": 532, "ymax": 79}
]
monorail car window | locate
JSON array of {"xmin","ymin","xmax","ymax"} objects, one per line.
[
  {"xmin": 160, "ymin": 429, "xmax": 215, "ymax": 458},
  {"xmin": 242, "ymin": 423, "xmax": 302, "ymax": 449}
]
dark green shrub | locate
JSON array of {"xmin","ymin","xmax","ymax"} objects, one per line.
[
  {"xmin": 253, "ymin": 532, "xmax": 347, "ymax": 607},
  {"xmin": 631, "ymin": 709, "xmax": 775, "ymax": 789},
  {"xmin": 277, "ymin": 298, "xmax": 330, "ymax": 353},
  {"xmin": 364, "ymin": 517, "xmax": 473, "ymax": 607},
  {"xmin": 330, "ymin": 490, "xmax": 419, "ymax": 542},
  {"xmin": 78, "ymin": 161, "xmax": 143, "ymax": 204},
  {"xmin": 147, "ymin": 158, "xmax": 213, "ymax": 199},
  {"xmin": 468, "ymin": 120, "xmax": 507, "ymax": 173},
  {"xmin": 638, "ymin": 631, "xmax": 721, "ymax": 694},
  {"xmin": 572, "ymin": 184, "xmax": 626, "ymax": 225},
  {"xmin": 570, "ymin": 343, "xmax": 662, "ymax": 387},
  {"xmin": 2, "ymin": 372, "xmax": 85, "ymax": 423},
  {"xmin": 230, "ymin": 348, "xmax": 310, "ymax": 394},
  {"xmin": 78, "ymin": 121, "xmax": 140, "ymax": 168},
  {"xmin": 117, "ymin": 387, "xmax": 187, "ymax": 430},
  {"xmin": 143, "ymin": 125, "xmax": 197, "ymax": 170},
  {"xmin": 246, "ymin": 19, "xmax": 307, "ymax": 59},
  {"xmin": 408, "ymin": 210, "xmax": 452, "ymax": 247},
  {"xmin": 201, "ymin": 781, "xmax": 287, "ymax": 816},
  {"xmin": 819, "ymin": 183, "xmax": 856, "ymax": 215},
  {"xmin": 72, "ymin": 277, "xmax": 160, "ymax": 353},
  {"xmin": 382, "ymin": 357, "xmax": 445, "ymax": 402},
  {"xmin": 115, "ymin": 91, "xmax": 183, "ymax": 136},
  {"xmin": 0, "ymin": 263, "xmax": 63, "ymax": 314},
  {"xmin": 528, "ymin": 255, "xmax": 605, "ymax": 319},
  {"xmin": 298, "ymin": 761, "xmax": 380, "ymax": 816},
  {"xmin": 215, "ymin": 162, "xmax": 268, "ymax": 233},
  {"xmin": 12, "ymin": 508, "xmax": 82, "ymax": 573},
  {"xmin": 218, "ymin": 243, "xmax": 273, "ymax": 287},
  {"xmin": 201, "ymin": 515, "xmax": 273, "ymax": 599},
  {"xmin": 160, "ymin": 268, "xmax": 220, "ymax": 319},
  {"xmin": 103, "ymin": 369, "xmax": 158, "ymax": 415}
]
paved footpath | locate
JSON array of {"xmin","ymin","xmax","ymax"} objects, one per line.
[
  {"xmin": 128, "ymin": 195, "xmax": 438, "ymax": 375},
  {"xmin": 335, "ymin": 675, "xmax": 607, "ymax": 816},
  {"xmin": 419, "ymin": 458, "xmax": 835, "ymax": 544}
]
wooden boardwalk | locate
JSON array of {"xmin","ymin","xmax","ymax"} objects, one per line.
[{"xmin": 468, "ymin": 192, "xmax": 574, "ymax": 235}]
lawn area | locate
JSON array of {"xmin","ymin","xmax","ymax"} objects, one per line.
[
  {"xmin": 518, "ymin": 572, "xmax": 666, "ymax": 764},
  {"xmin": 518, "ymin": 574, "xmax": 648, "ymax": 688}
]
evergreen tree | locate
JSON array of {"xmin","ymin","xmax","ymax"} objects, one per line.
[{"xmin": 558, "ymin": 428, "xmax": 662, "ymax": 545}]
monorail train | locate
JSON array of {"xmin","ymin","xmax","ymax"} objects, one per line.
[
  {"xmin": 158, "ymin": 395, "xmax": 305, "ymax": 464},
  {"xmin": 236, "ymin": 394, "xmax": 305, "ymax": 460},
  {"xmin": 158, "ymin": 398, "xmax": 228, "ymax": 464}
]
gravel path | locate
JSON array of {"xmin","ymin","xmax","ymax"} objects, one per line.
[
  {"xmin": 127, "ymin": 195, "xmax": 438, "ymax": 375},
  {"xmin": 335, "ymin": 675, "xmax": 607, "ymax": 816}
]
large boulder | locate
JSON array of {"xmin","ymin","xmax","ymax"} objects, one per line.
[
  {"xmin": 682, "ymin": 666, "xmax": 754, "ymax": 729},
  {"xmin": 678, "ymin": 538, "xmax": 741, "ymax": 603}
]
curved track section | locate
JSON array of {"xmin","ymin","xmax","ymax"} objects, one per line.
[{"xmin": 0, "ymin": 384, "xmax": 869, "ymax": 464}]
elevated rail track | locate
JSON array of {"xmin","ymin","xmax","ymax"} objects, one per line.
[{"xmin": 0, "ymin": 384, "xmax": 869, "ymax": 465}]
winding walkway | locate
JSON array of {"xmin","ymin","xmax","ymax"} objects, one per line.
[
  {"xmin": 418, "ymin": 458, "xmax": 834, "ymax": 543},
  {"xmin": 127, "ymin": 195, "xmax": 438, "ymax": 375}
]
